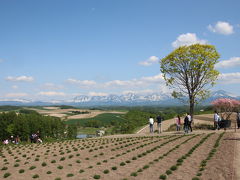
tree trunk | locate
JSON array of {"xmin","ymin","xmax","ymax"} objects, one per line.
[{"xmin": 189, "ymin": 96, "xmax": 194, "ymax": 121}]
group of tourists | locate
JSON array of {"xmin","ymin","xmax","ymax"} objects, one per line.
[
  {"xmin": 149, "ymin": 113, "xmax": 193, "ymax": 134},
  {"xmin": 174, "ymin": 113, "xmax": 193, "ymax": 134},
  {"xmin": 3, "ymin": 135, "xmax": 20, "ymax": 145},
  {"xmin": 214, "ymin": 111, "xmax": 240, "ymax": 130},
  {"xmin": 2, "ymin": 131, "xmax": 43, "ymax": 145}
]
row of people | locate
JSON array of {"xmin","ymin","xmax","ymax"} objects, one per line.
[
  {"xmin": 149, "ymin": 113, "xmax": 193, "ymax": 134},
  {"xmin": 2, "ymin": 132, "xmax": 43, "ymax": 145},
  {"xmin": 214, "ymin": 111, "xmax": 240, "ymax": 130},
  {"xmin": 3, "ymin": 135, "xmax": 20, "ymax": 145}
]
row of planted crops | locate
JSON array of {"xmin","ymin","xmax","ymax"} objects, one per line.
[{"xmin": 0, "ymin": 132, "xmax": 229, "ymax": 180}]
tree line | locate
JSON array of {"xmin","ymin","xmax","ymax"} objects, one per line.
[{"xmin": 0, "ymin": 111, "xmax": 77, "ymax": 142}]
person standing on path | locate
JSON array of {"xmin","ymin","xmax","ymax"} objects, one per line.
[
  {"xmin": 187, "ymin": 113, "xmax": 192, "ymax": 132},
  {"xmin": 156, "ymin": 115, "xmax": 163, "ymax": 134},
  {"xmin": 237, "ymin": 111, "xmax": 240, "ymax": 129},
  {"xmin": 175, "ymin": 115, "xmax": 181, "ymax": 131},
  {"xmin": 214, "ymin": 111, "xmax": 220, "ymax": 130},
  {"xmin": 149, "ymin": 116, "xmax": 154, "ymax": 133},
  {"xmin": 184, "ymin": 114, "xmax": 189, "ymax": 134}
]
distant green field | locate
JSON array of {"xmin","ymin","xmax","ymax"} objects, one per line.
[
  {"xmin": 0, "ymin": 105, "xmax": 22, "ymax": 112},
  {"xmin": 65, "ymin": 113, "xmax": 125, "ymax": 126}
]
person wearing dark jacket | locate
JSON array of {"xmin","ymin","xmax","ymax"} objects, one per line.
[
  {"xmin": 184, "ymin": 114, "xmax": 189, "ymax": 134},
  {"xmin": 157, "ymin": 115, "xmax": 163, "ymax": 134}
]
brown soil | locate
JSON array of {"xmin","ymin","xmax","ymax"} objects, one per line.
[
  {"xmin": 1, "ymin": 131, "xmax": 239, "ymax": 180},
  {"xmin": 26, "ymin": 107, "xmax": 126, "ymax": 119}
]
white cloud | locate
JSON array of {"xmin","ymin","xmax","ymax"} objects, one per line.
[
  {"xmin": 42, "ymin": 83, "xmax": 64, "ymax": 90},
  {"xmin": 38, "ymin": 91, "xmax": 66, "ymax": 96},
  {"xmin": 172, "ymin": 33, "xmax": 208, "ymax": 48},
  {"xmin": 12, "ymin": 85, "xmax": 18, "ymax": 89},
  {"xmin": 5, "ymin": 93, "xmax": 28, "ymax": 98},
  {"xmin": 104, "ymin": 80, "xmax": 136, "ymax": 87},
  {"xmin": 122, "ymin": 89, "xmax": 155, "ymax": 95},
  {"xmin": 66, "ymin": 78, "xmax": 96, "ymax": 86},
  {"xmin": 5, "ymin": 75, "xmax": 34, "ymax": 82},
  {"xmin": 104, "ymin": 73, "xmax": 165, "ymax": 88},
  {"xmin": 139, "ymin": 56, "xmax": 159, "ymax": 66},
  {"xmin": 208, "ymin": 21, "xmax": 234, "ymax": 35},
  {"xmin": 216, "ymin": 57, "xmax": 240, "ymax": 69},
  {"xmin": 218, "ymin": 72, "xmax": 240, "ymax": 84},
  {"xmin": 141, "ymin": 74, "xmax": 164, "ymax": 83},
  {"xmin": 88, "ymin": 92, "xmax": 108, "ymax": 96}
]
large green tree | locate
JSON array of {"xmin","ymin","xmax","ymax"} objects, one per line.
[{"xmin": 160, "ymin": 44, "xmax": 220, "ymax": 119}]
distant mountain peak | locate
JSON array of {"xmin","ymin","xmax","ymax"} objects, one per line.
[{"xmin": 0, "ymin": 90, "xmax": 239, "ymax": 106}]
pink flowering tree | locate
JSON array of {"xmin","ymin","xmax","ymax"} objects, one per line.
[{"xmin": 211, "ymin": 98, "xmax": 240, "ymax": 120}]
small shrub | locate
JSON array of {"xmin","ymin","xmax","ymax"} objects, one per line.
[
  {"xmin": 196, "ymin": 172, "xmax": 202, "ymax": 176},
  {"xmin": 170, "ymin": 165, "xmax": 177, "ymax": 171},
  {"xmin": 111, "ymin": 166, "xmax": 117, "ymax": 170},
  {"xmin": 76, "ymin": 160, "xmax": 81, "ymax": 163},
  {"xmin": 14, "ymin": 163, "xmax": 20, "ymax": 167},
  {"xmin": 57, "ymin": 165, "xmax": 63, "ymax": 169},
  {"xmin": 29, "ymin": 166, "xmax": 36, "ymax": 170},
  {"xmin": 143, "ymin": 165, "xmax": 149, "ymax": 169},
  {"xmin": 166, "ymin": 170, "xmax": 172, "ymax": 175},
  {"xmin": 132, "ymin": 157, "xmax": 137, "ymax": 160},
  {"xmin": 66, "ymin": 173, "xmax": 74, "ymax": 177},
  {"xmin": 32, "ymin": 174, "xmax": 39, "ymax": 179},
  {"xmin": 1, "ymin": 167, "xmax": 8, "ymax": 171},
  {"xmin": 3, "ymin": 172, "xmax": 11, "ymax": 178},
  {"xmin": 192, "ymin": 177, "xmax": 200, "ymax": 180},
  {"xmin": 159, "ymin": 174, "xmax": 167, "ymax": 180},
  {"xmin": 79, "ymin": 169, "xmax": 84, "ymax": 173},
  {"xmin": 41, "ymin": 162, "xmax": 47, "ymax": 167},
  {"xmin": 93, "ymin": 175, "xmax": 101, "ymax": 179},
  {"xmin": 103, "ymin": 169, "xmax": 109, "ymax": 174},
  {"xmin": 19, "ymin": 169, "xmax": 25, "ymax": 173},
  {"xmin": 46, "ymin": 171, "xmax": 52, "ymax": 174},
  {"xmin": 177, "ymin": 158, "xmax": 183, "ymax": 163},
  {"xmin": 130, "ymin": 172, "xmax": 137, "ymax": 177},
  {"xmin": 120, "ymin": 162, "xmax": 126, "ymax": 166}
]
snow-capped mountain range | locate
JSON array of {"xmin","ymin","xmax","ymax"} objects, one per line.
[{"xmin": 0, "ymin": 90, "xmax": 239, "ymax": 106}]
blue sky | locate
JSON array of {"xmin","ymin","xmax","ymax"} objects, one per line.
[{"xmin": 0, "ymin": 0, "xmax": 240, "ymax": 101}]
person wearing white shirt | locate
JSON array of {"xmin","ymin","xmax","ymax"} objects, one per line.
[
  {"xmin": 214, "ymin": 111, "xmax": 220, "ymax": 130},
  {"xmin": 149, "ymin": 116, "xmax": 154, "ymax": 133},
  {"xmin": 187, "ymin": 113, "xmax": 192, "ymax": 132}
]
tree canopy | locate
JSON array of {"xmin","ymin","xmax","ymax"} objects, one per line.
[
  {"xmin": 0, "ymin": 111, "xmax": 77, "ymax": 142},
  {"xmin": 160, "ymin": 44, "xmax": 220, "ymax": 117}
]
